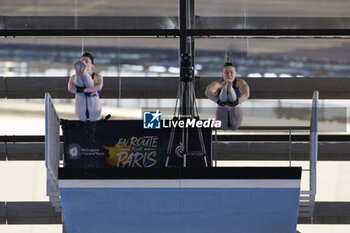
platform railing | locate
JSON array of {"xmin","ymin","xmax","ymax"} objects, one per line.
[
  {"xmin": 45, "ymin": 92, "xmax": 62, "ymax": 212},
  {"xmin": 299, "ymin": 90, "xmax": 318, "ymax": 219}
]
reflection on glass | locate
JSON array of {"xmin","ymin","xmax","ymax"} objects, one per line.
[
  {"xmin": 1, "ymin": 0, "xmax": 74, "ymax": 16},
  {"xmin": 196, "ymin": 0, "xmax": 350, "ymax": 17},
  {"xmin": 195, "ymin": 0, "xmax": 350, "ymax": 29},
  {"xmin": 1, "ymin": 0, "xmax": 178, "ymax": 17},
  {"xmin": 195, "ymin": 39, "xmax": 350, "ymax": 78},
  {"xmin": 1, "ymin": 37, "xmax": 350, "ymax": 78},
  {"xmin": 1, "ymin": 0, "xmax": 178, "ymax": 30},
  {"xmin": 0, "ymin": 37, "xmax": 178, "ymax": 77}
]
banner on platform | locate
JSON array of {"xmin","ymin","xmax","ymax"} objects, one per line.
[{"xmin": 62, "ymin": 120, "xmax": 212, "ymax": 168}]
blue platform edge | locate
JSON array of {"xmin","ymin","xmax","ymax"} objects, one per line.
[{"xmin": 59, "ymin": 167, "xmax": 301, "ymax": 233}]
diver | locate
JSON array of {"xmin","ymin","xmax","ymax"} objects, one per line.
[{"xmin": 205, "ymin": 61, "xmax": 250, "ymax": 130}]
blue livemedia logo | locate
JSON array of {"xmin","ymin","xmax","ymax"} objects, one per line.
[{"xmin": 143, "ymin": 110, "xmax": 161, "ymax": 129}]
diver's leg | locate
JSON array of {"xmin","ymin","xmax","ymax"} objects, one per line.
[
  {"xmin": 216, "ymin": 106, "xmax": 229, "ymax": 130},
  {"xmin": 81, "ymin": 71, "xmax": 94, "ymax": 87},
  {"xmin": 227, "ymin": 82, "xmax": 237, "ymax": 102},
  {"xmin": 219, "ymin": 88, "xmax": 228, "ymax": 102},
  {"xmin": 87, "ymin": 96, "xmax": 102, "ymax": 122},
  {"xmin": 74, "ymin": 62, "xmax": 90, "ymax": 121},
  {"xmin": 76, "ymin": 72, "xmax": 94, "ymax": 88},
  {"xmin": 228, "ymin": 106, "xmax": 243, "ymax": 130},
  {"xmin": 74, "ymin": 62, "xmax": 86, "ymax": 87},
  {"xmin": 75, "ymin": 95, "xmax": 87, "ymax": 121},
  {"xmin": 219, "ymin": 81, "xmax": 229, "ymax": 102}
]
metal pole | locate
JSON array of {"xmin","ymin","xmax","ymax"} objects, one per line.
[
  {"xmin": 62, "ymin": 213, "xmax": 66, "ymax": 233},
  {"xmin": 190, "ymin": 0, "xmax": 196, "ymax": 96},
  {"xmin": 179, "ymin": 0, "xmax": 190, "ymax": 162},
  {"xmin": 166, "ymin": 0, "xmax": 190, "ymax": 167},
  {"xmin": 310, "ymin": 90, "xmax": 319, "ymax": 195},
  {"xmin": 179, "ymin": 0, "xmax": 190, "ymax": 116},
  {"xmin": 308, "ymin": 90, "xmax": 318, "ymax": 220},
  {"xmin": 289, "ymin": 128, "xmax": 292, "ymax": 167}
]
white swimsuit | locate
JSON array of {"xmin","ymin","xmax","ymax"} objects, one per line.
[{"xmin": 75, "ymin": 72, "xmax": 101, "ymax": 122}]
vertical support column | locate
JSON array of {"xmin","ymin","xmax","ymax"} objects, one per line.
[
  {"xmin": 179, "ymin": 0, "xmax": 188, "ymax": 55},
  {"xmin": 288, "ymin": 128, "xmax": 292, "ymax": 167},
  {"xmin": 179, "ymin": 0, "xmax": 190, "ymax": 117},
  {"xmin": 179, "ymin": 0, "xmax": 190, "ymax": 156},
  {"xmin": 190, "ymin": 0, "xmax": 196, "ymax": 95}
]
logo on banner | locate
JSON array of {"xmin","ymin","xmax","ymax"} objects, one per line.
[
  {"xmin": 143, "ymin": 110, "xmax": 161, "ymax": 129},
  {"xmin": 103, "ymin": 136, "xmax": 159, "ymax": 167},
  {"xmin": 67, "ymin": 144, "xmax": 81, "ymax": 160},
  {"xmin": 175, "ymin": 142, "xmax": 184, "ymax": 158}
]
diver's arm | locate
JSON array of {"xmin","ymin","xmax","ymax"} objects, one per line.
[
  {"xmin": 205, "ymin": 81, "xmax": 221, "ymax": 103},
  {"xmin": 237, "ymin": 79, "xmax": 250, "ymax": 103},
  {"xmin": 67, "ymin": 75, "xmax": 77, "ymax": 94},
  {"xmin": 83, "ymin": 74, "xmax": 103, "ymax": 93}
]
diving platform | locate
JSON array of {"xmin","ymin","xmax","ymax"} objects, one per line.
[{"xmin": 59, "ymin": 167, "xmax": 301, "ymax": 233}]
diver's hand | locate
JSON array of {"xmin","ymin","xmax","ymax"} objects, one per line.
[
  {"xmin": 226, "ymin": 99, "xmax": 239, "ymax": 108},
  {"xmin": 217, "ymin": 100, "xmax": 226, "ymax": 106},
  {"xmin": 76, "ymin": 86, "xmax": 85, "ymax": 93}
]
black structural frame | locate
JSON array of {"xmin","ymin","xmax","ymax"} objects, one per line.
[
  {"xmin": 165, "ymin": 0, "xmax": 208, "ymax": 167},
  {"xmin": 3, "ymin": 29, "xmax": 350, "ymax": 37}
]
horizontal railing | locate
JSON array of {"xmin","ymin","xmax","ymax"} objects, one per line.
[
  {"xmin": 2, "ymin": 77, "xmax": 350, "ymax": 99},
  {"xmin": 1, "ymin": 201, "xmax": 350, "ymax": 225},
  {"xmin": 3, "ymin": 134, "xmax": 350, "ymax": 143},
  {"xmin": 2, "ymin": 141, "xmax": 349, "ymax": 161}
]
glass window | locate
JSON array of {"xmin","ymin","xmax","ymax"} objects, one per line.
[
  {"xmin": 1, "ymin": 0, "xmax": 178, "ymax": 29},
  {"xmin": 1, "ymin": 0, "xmax": 178, "ymax": 17},
  {"xmin": 0, "ymin": 37, "xmax": 178, "ymax": 77},
  {"xmin": 195, "ymin": 38, "xmax": 350, "ymax": 78},
  {"xmin": 195, "ymin": 0, "xmax": 350, "ymax": 29}
]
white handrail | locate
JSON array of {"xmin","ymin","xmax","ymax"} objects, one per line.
[
  {"xmin": 309, "ymin": 90, "xmax": 319, "ymax": 195},
  {"xmin": 45, "ymin": 92, "xmax": 61, "ymax": 207}
]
